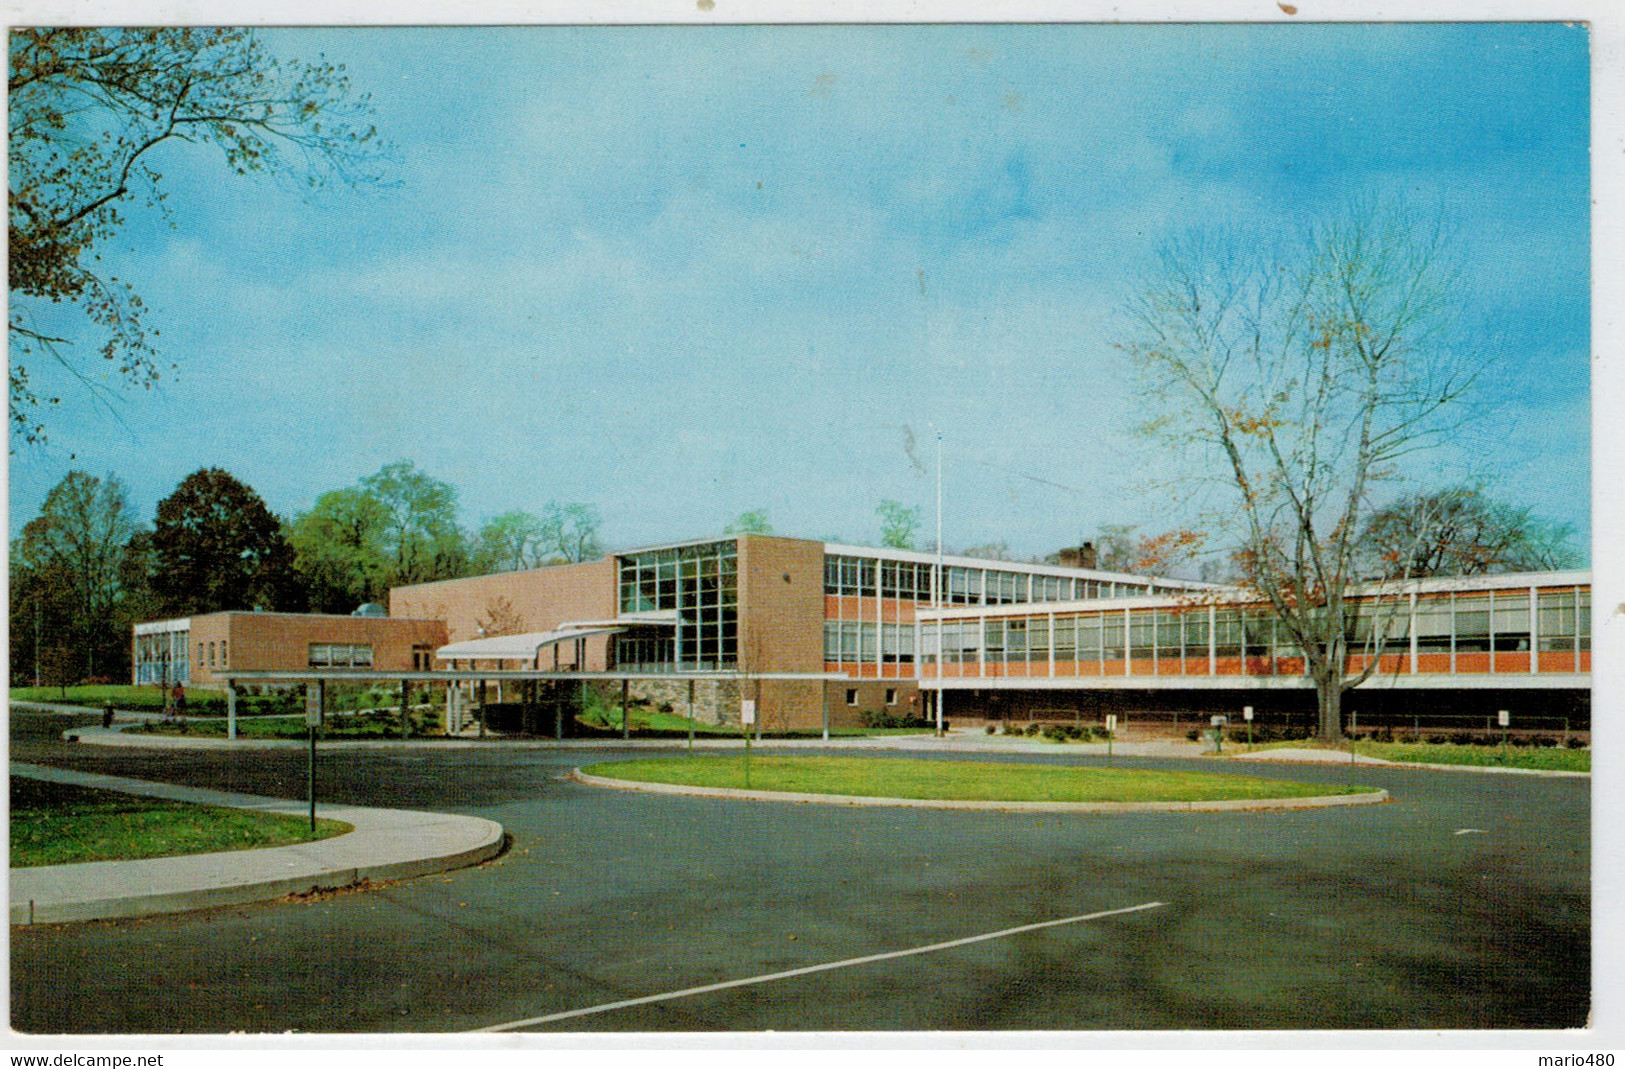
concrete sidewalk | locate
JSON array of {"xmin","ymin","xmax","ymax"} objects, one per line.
[{"xmin": 9, "ymin": 762, "xmax": 506, "ymax": 925}]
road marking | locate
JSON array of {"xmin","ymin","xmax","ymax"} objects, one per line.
[
  {"xmin": 1454, "ymin": 828, "xmax": 1489, "ymax": 835},
  {"xmin": 473, "ymin": 900, "xmax": 1166, "ymax": 1032}
]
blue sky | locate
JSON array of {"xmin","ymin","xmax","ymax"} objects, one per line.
[{"xmin": 8, "ymin": 22, "xmax": 1592, "ymax": 562}]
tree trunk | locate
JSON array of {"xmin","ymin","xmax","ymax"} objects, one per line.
[{"xmin": 1316, "ymin": 673, "xmax": 1344, "ymax": 741}]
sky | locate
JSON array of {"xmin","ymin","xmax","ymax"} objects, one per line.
[{"xmin": 7, "ymin": 21, "xmax": 1593, "ymax": 564}]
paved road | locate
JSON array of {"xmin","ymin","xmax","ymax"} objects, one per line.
[{"xmin": 9, "ymin": 716, "xmax": 1588, "ymax": 1033}]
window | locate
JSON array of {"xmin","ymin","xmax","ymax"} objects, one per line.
[
  {"xmin": 846, "ymin": 688, "xmax": 858, "ymax": 707},
  {"xmin": 1454, "ymin": 596, "xmax": 1491, "ymax": 653},
  {"xmin": 1101, "ymin": 615, "xmax": 1125, "ymax": 660},
  {"xmin": 220, "ymin": 641, "xmax": 228, "ymax": 668},
  {"xmin": 1538, "ymin": 590, "xmax": 1577, "ymax": 652},
  {"xmin": 412, "ymin": 644, "xmax": 434, "ymax": 671},
  {"xmin": 1005, "ymin": 619, "xmax": 1027, "ymax": 663},
  {"xmin": 1053, "ymin": 616, "xmax": 1077, "ymax": 661},
  {"xmin": 983, "ymin": 620, "xmax": 1005, "ymax": 662},
  {"xmin": 1415, "ymin": 597, "xmax": 1452, "ymax": 653},
  {"xmin": 1130, "ymin": 611, "xmax": 1154, "ymax": 660},
  {"xmin": 207, "ymin": 642, "xmax": 216, "ymax": 668},
  {"xmin": 1182, "ymin": 612, "xmax": 1209, "ymax": 660},
  {"xmin": 1492, "ymin": 593, "xmax": 1530, "ymax": 652},
  {"xmin": 885, "ymin": 688, "xmax": 897, "ymax": 706},
  {"xmin": 1028, "ymin": 618, "xmax": 1049, "ymax": 662}
]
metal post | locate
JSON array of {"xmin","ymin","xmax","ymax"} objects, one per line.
[
  {"xmin": 479, "ymin": 679, "xmax": 487, "ymax": 739},
  {"xmin": 401, "ymin": 678, "xmax": 410, "ymax": 739},
  {"xmin": 688, "ymin": 678, "xmax": 696, "ymax": 752},
  {"xmin": 621, "ymin": 678, "xmax": 630, "ymax": 739},
  {"xmin": 308, "ymin": 724, "xmax": 317, "ymax": 832},
  {"xmin": 821, "ymin": 683, "xmax": 830, "ymax": 743},
  {"xmin": 226, "ymin": 683, "xmax": 237, "ymax": 741}
]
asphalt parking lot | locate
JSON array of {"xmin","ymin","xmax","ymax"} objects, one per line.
[{"xmin": 9, "ymin": 719, "xmax": 1589, "ymax": 1033}]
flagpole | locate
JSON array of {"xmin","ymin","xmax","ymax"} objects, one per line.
[{"xmin": 935, "ymin": 429, "xmax": 944, "ymax": 737}]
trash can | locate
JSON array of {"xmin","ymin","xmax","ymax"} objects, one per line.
[{"xmin": 101, "ymin": 704, "xmax": 115, "ymax": 729}]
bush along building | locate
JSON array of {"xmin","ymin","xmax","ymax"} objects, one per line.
[{"xmin": 133, "ymin": 533, "xmax": 1590, "ymax": 736}]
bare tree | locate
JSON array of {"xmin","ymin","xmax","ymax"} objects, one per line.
[
  {"xmin": 9, "ymin": 28, "xmax": 389, "ymax": 444},
  {"xmin": 1123, "ymin": 203, "xmax": 1478, "ymax": 739}
]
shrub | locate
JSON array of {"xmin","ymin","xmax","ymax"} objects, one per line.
[
  {"xmin": 1566, "ymin": 736, "xmax": 1587, "ymax": 749},
  {"xmin": 1425, "ymin": 733, "xmax": 1447, "ymax": 744},
  {"xmin": 1186, "ymin": 728, "xmax": 1201, "ymax": 742},
  {"xmin": 985, "ymin": 725, "xmax": 996, "ymax": 734},
  {"xmin": 859, "ymin": 710, "xmax": 931, "ymax": 730},
  {"xmin": 1449, "ymin": 731, "xmax": 1479, "ymax": 746},
  {"xmin": 1024, "ymin": 723, "xmax": 1042, "ymax": 737},
  {"xmin": 1531, "ymin": 734, "xmax": 1557, "ymax": 748}
]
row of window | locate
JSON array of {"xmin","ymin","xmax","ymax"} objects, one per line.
[
  {"xmin": 822, "ymin": 554, "xmax": 1157, "ymax": 604},
  {"xmin": 308, "ymin": 643, "xmax": 374, "ymax": 668},
  {"xmin": 920, "ymin": 589, "xmax": 1591, "ymax": 665},
  {"xmin": 198, "ymin": 641, "xmax": 229, "ymax": 669},
  {"xmin": 823, "ymin": 621, "xmax": 918, "ymax": 664}
]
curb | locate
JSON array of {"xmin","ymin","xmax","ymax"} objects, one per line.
[
  {"xmin": 9, "ymin": 763, "xmax": 505, "ymax": 925},
  {"xmin": 568, "ymin": 768, "xmax": 1390, "ymax": 814}
]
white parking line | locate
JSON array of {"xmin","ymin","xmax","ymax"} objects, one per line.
[{"xmin": 473, "ymin": 900, "xmax": 1167, "ymax": 1032}]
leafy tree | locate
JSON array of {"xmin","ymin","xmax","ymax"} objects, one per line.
[
  {"xmin": 13, "ymin": 470, "xmax": 140, "ymax": 680},
  {"xmin": 473, "ymin": 510, "xmax": 552, "ymax": 572},
  {"xmin": 8, "ymin": 28, "xmax": 388, "ymax": 444},
  {"xmin": 1360, "ymin": 486, "xmax": 1579, "ymax": 578},
  {"xmin": 287, "ymin": 485, "xmax": 391, "ymax": 613},
  {"xmin": 724, "ymin": 509, "xmax": 773, "ymax": 535},
  {"xmin": 1123, "ymin": 203, "xmax": 1476, "ymax": 739},
  {"xmin": 960, "ymin": 541, "xmax": 1013, "ymax": 561},
  {"xmin": 150, "ymin": 468, "xmax": 303, "ymax": 615},
  {"xmin": 360, "ymin": 460, "xmax": 467, "ymax": 585},
  {"xmin": 876, "ymin": 500, "xmax": 921, "ymax": 550},
  {"xmin": 545, "ymin": 502, "xmax": 602, "ymax": 563}
]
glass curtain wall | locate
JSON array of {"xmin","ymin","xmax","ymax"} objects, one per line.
[{"xmin": 617, "ymin": 540, "xmax": 738, "ymax": 670}]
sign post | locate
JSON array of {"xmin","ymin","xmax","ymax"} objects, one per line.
[
  {"xmin": 1498, "ymin": 709, "xmax": 1510, "ymax": 762},
  {"xmin": 1105, "ymin": 713, "xmax": 1117, "ymax": 768},
  {"xmin": 1243, "ymin": 705, "xmax": 1254, "ymax": 751},
  {"xmin": 305, "ymin": 681, "xmax": 323, "ymax": 832},
  {"xmin": 741, "ymin": 699, "xmax": 756, "ymax": 789},
  {"xmin": 1211, "ymin": 714, "xmax": 1227, "ymax": 756}
]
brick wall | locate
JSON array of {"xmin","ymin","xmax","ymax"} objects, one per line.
[{"xmin": 388, "ymin": 560, "xmax": 617, "ymax": 668}]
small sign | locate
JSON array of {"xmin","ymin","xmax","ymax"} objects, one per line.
[
  {"xmin": 305, "ymin": 685, "xmax": 323, "ymax": 728},
  {"xmin": 741, "ymin": 699, "xmax": 756, "ymax": 726},
  {"xmin": 1105, "ymin": 714, "xmax": 1117, "ymax": 733},
  {"xmin": 1498, "ymin": 709, "xmax": 1510, "ymax": 728},
  {"xmin": 1243, "ymin": 706, "xmax": 1254, "ymax": 722},
  {"xmin": 1211, "ymin": 714, "xmax": 1227, "ymax": 727}
]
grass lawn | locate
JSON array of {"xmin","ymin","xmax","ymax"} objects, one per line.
[
  {"xmin": 1352, "ymin": 740, "xmax": 1589, "ymax": 773},
  {"xmin": 1230, "ymin": 738, "xmax": 1589, "ymax": 772},
  {"xmin": 9, "ymin": 778, "xmax": 351, "ymax": 868},
  {"xmin": 585, "ymin": 755, "xmax": 1374, "ymax": 802}
]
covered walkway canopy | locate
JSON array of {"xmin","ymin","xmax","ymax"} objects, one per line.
[
  {"xmin": 218, "ymin": 666, "xmax": 847, "ymax": 742},
  {"xmin": 435, "ymin": 611, "xmax": 678, "ymax": 667},
  {"xmin": 435, "ymin": 627, "xmax": 624, "ymax": 665}
]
